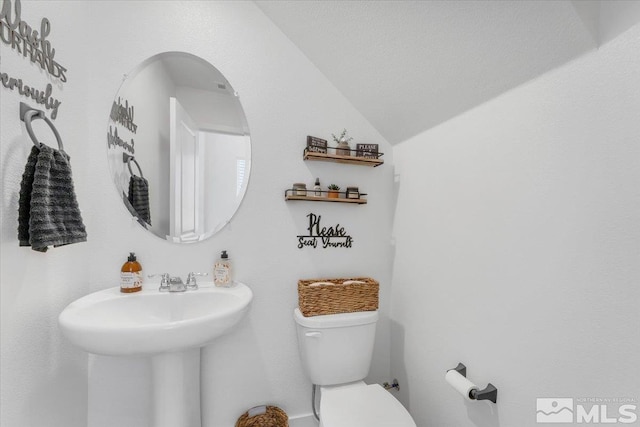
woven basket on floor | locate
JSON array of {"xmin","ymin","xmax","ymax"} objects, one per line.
[
  {"xmin": 298, "ymin": 277, "xmax": 379, "ymax": 317},
  {"xmin": 235, "ymin": 406, "xmax": 288, "ymax": 427}
]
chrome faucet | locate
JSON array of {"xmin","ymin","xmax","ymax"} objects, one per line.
[
  {"xmin": 149, "ymin": 272, "xmax": 207, "ymax": 292},
  {"xmin": 148, "ymin": 273, "xmax": 185, "ymax": 292}
]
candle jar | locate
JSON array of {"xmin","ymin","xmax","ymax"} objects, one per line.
[
  {"xmin": 346, "ymin": 187, "xmax": 360, "ymax": 199},
  {"xmin": 293, "ymin": 183, "xmax": 307, "ymax": 196}
]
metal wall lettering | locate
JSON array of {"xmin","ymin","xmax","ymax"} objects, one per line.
[
  {"xmin": 297, "ymin": 213, "xmax": 354, "ymax": 249},
  {"xmin": 0, "ymin": 73, "xmax": 61, "ymax": 118},
  {"xmin": 0, "ymin": 0, "xmax": 68, "ymax": 81},
  {"xmin": 1, "ymin": 0, "xmax": 66, "ymax": 119}
]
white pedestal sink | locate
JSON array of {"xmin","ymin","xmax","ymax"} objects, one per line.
[{"xmin": 59, "ymin": 282, "xmax": 252, "ymax": 427}]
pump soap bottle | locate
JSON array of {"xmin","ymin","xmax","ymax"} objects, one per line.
[
  {"xmin": 213, "ymin": 250, "xmax": 233, "ymax": 287},
  {"xmin": 121, "ymin": 252, "xmax": 143, "ymax": 293}
]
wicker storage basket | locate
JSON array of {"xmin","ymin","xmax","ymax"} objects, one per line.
[
  {"xmin": 235, "ymin": 406, "xmax": 288, "ymax": 427},
  {"xmin": 298, "ymin": 277, "xmax": 379, "ymax": 317}
]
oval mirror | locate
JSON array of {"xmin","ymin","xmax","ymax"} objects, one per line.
[{"xmin": 107, "ymin": 52, "xmax": 251, "ymax": 243}]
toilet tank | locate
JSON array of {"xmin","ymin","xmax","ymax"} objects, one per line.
[{"xmin": 294, "ymin": 308, "xmax": 378, "ymax": 386}]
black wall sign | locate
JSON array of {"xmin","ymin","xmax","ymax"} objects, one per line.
[
  {"xmin": 297, "ymin": 213, "xmax": 354, "ymax": 249},
  {"xmin": 356, "ymin": 143, "xmax": 379, "ymax": 158},
  {"xmin": 306, "ymin": 136, "xmax": 328, "ymax": 154}
]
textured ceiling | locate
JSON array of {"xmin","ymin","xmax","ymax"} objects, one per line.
[{"xmin": 256, "ymin": 1, "xmax": 601, "ymax": 145}]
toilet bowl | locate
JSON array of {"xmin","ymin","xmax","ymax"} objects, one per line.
[
  {"xmin": 319, "ymin": 382, "xmax": 415, "ymax": 427},
  {"xmin": 294, "ymin": 308, "xmax": 416, "ymax": 427}
]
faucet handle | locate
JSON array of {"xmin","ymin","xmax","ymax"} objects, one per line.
[
  {"xmin": 186, "ymin": 272, "xmax": 208, "ymax": 290},
  {"xmin": 149, "ymin": 273, "xmax": 171, "ymax": 292}
]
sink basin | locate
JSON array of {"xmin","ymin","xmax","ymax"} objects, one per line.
[
  {"xmin": 59, "ymin": 282, "xmax": 253, "ymax": 356},
  {"xmin": 59, "ymin": 282, "xmax": 252, "ymax": 427}
]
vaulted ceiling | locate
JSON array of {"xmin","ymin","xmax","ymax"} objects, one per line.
[{"xmin": 256, "ymin": 1, "xmax": 640, "ymax": 145}]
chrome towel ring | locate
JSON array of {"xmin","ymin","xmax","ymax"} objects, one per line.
[{"xmin": 19, "ymin": 102, "xmax": 64, "ymax": 151}]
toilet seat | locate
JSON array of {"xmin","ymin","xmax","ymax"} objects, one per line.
[{"xmin": 320, "ymin": 383, "xmax": 416, "ymax": 427}]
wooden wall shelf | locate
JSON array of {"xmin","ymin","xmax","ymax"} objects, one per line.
[
  {"xmin": 285, "ymin": 195, "xmax": 367, "ymax": 205},
  {"xmin": 285, "ymin": 189, "xmax": 367, "ymax": 205},
  {"xmin": 303, "ymin": 149, "xmax": 384, "ymax": 167}
]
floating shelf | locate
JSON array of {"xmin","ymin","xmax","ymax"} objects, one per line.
[
  {"xmin": 303, "ymin": 148, "xmax": 384, "ymax": 167},
  {"xmin": 285, "ymin": 189, "xmax": 367, "ymax": 205},
  {"xmin": 285, "ymin": 195, "xmax": 367, "ymax": 205}
]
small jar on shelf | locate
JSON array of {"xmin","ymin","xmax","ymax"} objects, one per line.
[
  {"xmin": 346, "ymin": 186, "xmax": 360, "ymax": 199},
  {"xmin": 292, "ymin": 183, "xmax": 307, "ymax": 196}
]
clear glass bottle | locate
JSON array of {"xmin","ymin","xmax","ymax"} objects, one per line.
[
  {"xmin": 293, "ymin": 183, "xmax": 307, "ymax": 196},
  {"xmin": 314, "ymin": 178, "xmax": 322, "ymax": 197}
]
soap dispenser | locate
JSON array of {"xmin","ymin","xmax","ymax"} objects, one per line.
[
  {"xmin": 213, "ymin": 250, "xmax": 233, "ymax": 287},
  {"xmin": 121, "ymin": 252, "xmax": 143, "ymax": 293}
]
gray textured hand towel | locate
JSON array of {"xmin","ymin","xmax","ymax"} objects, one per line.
[
  {"xmin": 128, "ymin": 175, "xmax": 151, "ymax": 225},
  {"xmin": 18, "ymin": 144, "xmax": 87, "ymax": 252}
]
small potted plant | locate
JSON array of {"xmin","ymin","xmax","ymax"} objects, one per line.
[
  {"xmin": 327, "ymin": 184, "xmax": 341, "ymax": 198},
  {"xmin": 332, "ymin": 129, "xmax": 353, "ymax": 156}
]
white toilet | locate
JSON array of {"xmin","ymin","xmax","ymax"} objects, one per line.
[{"xmin": 294, "ymin": 308, "xmax": 416, "ymax": 427}]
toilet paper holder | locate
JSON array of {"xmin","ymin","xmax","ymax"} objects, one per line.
[{"xmin": 448, "ymin": 363, "xmax": 498, "ymax": 404}]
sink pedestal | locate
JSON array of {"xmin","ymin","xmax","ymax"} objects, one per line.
[
  {"xmin": 59, "ymin": 283, "xmax": 253, "ymax": 427},
  {"xmin": 152, "ymin": 349, "xmax": 201, "ymax": 427}
]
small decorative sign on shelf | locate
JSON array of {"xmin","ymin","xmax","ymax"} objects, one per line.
[
  {"xmin": 306, "ymin": 135, "xmax": 328, "ymax": 154},
  {"xmin": 356, "ymin": 143, "xmax": 379, "ymax": 158}
]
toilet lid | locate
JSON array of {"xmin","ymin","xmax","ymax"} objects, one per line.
[{"xmin": 321, "ymin": 384, "xmax": 416, "ymax": 427}]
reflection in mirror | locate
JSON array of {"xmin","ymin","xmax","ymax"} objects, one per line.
[{"xmin": 107, "ymin": 52, "xmax": 251, "ymax": 243}]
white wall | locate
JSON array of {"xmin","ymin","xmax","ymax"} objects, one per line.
[
  {"xmin": 391, "ymin": 24, "xmax": 640, "ymax": 427},
  {"xmin": 0, "ymin": 2, "xmax": 395, "ymax": 427},
  {"xmin": 0, "ymin": 3, "xmax": 93, "ymax": 426},
  {"xmin": 599, "ymin": 1, "xmax": 640, "ymax": 44}
]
